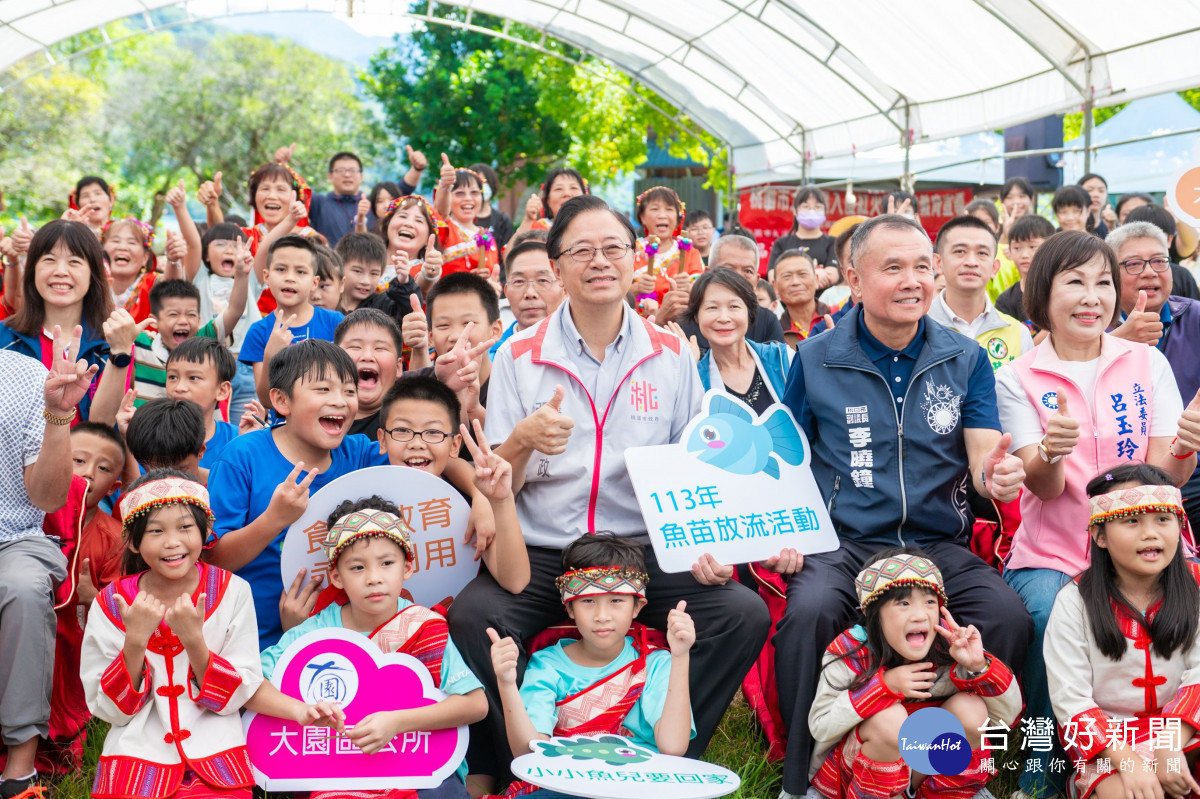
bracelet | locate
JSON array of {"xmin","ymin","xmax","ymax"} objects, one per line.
[
  {"xmin": 1170, "ymin": 437, "xmax": 1195, "ymax": 460},
  {"xmin": 43, "ymin": 407, "xmax": 76, "ymax": 426}
]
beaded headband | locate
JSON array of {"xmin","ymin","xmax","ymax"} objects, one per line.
[
  {"xmin": 119, "ymin": 477, "xmax": 213, "ymax": 533},
  {"xmin": 1088, "ymin": 484, "xmax": 1189, "ymax": 534},
  {"xmin": 455, "ymin": 168, "xmax": 488, "ymax": 188},
  {"xmin": 385, "ymin": 194, "xmax": 445, "ymax": 229},
  {"xmin": 855, "ymin": 553, "xmax": 947, "ymax": 612},
  {"xmin": 322, "ymin": 508, "xmax": 416, "ymax": 566},
  {"xmin": 555, "ymin": 566, "xmax": 649, "ymax": 605},
  {"xmin": 635, "ymin": 186, "xmax": 687, "ymax": 237}
]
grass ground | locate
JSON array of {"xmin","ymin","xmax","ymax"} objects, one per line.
[{"xmin": 47, "ymin": 693, "xmax": 1028, "ymax": 799}]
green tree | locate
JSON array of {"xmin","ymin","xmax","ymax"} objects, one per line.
[{"xmin": 362, "ymin": 3, "xmax": 725, "ymax": 193}]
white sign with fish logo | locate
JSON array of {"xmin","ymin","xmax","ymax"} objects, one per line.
[{"xmin": 624, "ymin": 391, "xmax": 839, "ymax": 573}]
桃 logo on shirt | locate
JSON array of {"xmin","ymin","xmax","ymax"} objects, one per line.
[
  {"xmin": 920, "ymin": 379, "xmax": 963, "ymax": 435},
  {"xmin": 986, "ymin": 337, "xmax": 1009, "ymax": 361}
]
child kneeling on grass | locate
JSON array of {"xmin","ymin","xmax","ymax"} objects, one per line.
[
  {"xmin": 261, "ymin": 495, "xmax": 490, "ymax": 798},
  {"xmin": 1045, "ymin": 464, "xmax": 1200, "ymax": 799},
  {"xmin": 487, "ymin": 533, "xmax": 696, "ymax": 798},
  {"xmin": 809, "ymin": 548, "xmax": 1022, "ymax": 799},
  {"xmin": 81, "ymin": 470, "xmax": 342, "ymax": 799}
]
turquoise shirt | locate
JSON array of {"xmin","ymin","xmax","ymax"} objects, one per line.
[{"xmin": 519, "ymin": 637, "xmax": 695, "ymax": 751}]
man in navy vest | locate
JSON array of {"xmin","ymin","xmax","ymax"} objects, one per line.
[{"xmin": 774, "ymin": 214, "xmax": 1034, "ymax": 797}]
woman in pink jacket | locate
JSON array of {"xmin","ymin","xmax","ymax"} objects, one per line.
[{"xmin": 994, "ymin": 230, "xmax": 1200, "ymax": 799}]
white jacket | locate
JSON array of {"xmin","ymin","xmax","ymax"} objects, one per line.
[{"xmin": 486, "ymin": 301, "xmax": 703, "ymax": 548}]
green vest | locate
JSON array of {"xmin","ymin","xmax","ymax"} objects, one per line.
[{"xmin": 976, "ymin": 312, "xmax": 1025, "ymax": 371}]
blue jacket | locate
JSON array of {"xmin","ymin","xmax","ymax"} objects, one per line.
[
  {"xmin": 697, "ymin": 339, "xmax": 791, "ymax": 402},
  {"xmin": 0, "ymin": 321, "xmax": 110, "ymax": 419},
  {"xmin": 790, "ymin": 305, "xmax": 986, "ymax": 548}
]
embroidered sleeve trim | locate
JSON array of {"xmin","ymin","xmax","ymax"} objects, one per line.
[
  {"xmin": 1061, "ymin": 707, "xmax": 1109, "ymax": 762},
  {"xmin": 950, "ymin": 653, "xmax": 1014, "ymax": 696},
  {"xmin": 850, "ymin": 668, "xmax": 904, "ymax": 718},
  {"xmin": 99, "ymin": 655, "xmax": 152, "ymax": 716},
  {"xmin": 1163, "ymin": 684, "xmax": 1200, "ymax": 731},
  {"xmin": 188, "ymin": 652, "xmax": 243, "ymax": 712}
]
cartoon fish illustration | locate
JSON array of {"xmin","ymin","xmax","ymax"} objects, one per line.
[
  {"xmin": 686, "ymin": 395, "xmax": 805, "ymax": 480},
  {"xmin": 534, "ymin": 735, "xmax": 654, "ymax": 765}
]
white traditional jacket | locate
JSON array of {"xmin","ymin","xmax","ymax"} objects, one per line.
[
  {"xmin": 1044, "ymin": 571, "xmax": 1200, "ymax": 763},
  {"xmin": 808, "ymin": 625, "xmax": 1022, "ymax": 776},
  {"xmin": 81, "ymin": 563, "xmax": 264, "ymax": 798}
]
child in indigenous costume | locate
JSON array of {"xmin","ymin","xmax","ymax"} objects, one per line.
[
  {"xmin": 379, "ymin": 195, "xmax": 446, "ymax": 297},
  {"xmin": 260, "ymin": 496, "xmax": 489, "ymax": 799},
  {"xmin": 487, "ymin": 534, "xmax": 696, "ymax": 797},
  {"xmin": 243, "ymin": 161, "xmax": 321, "ymax": 314},
  {"xmin": 809, "ymin": 549, "xmax": 1021, "ymax": 799},
  {"xmin": 103, "ymin": 217, "xmax": 181, "ymax": 323},
  {"xmin": 81, "ymin": 470, "xmax": 341, "ymax": 799},
  {"xmin": 434, "ymin": 157, "xmax": 499, "ymax": 280},
  {"xmin": 1045, "ymin": 464, "xmax": 1200, "ymax": 799},
  {"xmin": 632, "ymin": 186, "xmax": 704, "ymax": 315}
]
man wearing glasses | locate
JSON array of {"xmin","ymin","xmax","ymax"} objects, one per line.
[
  {"xmin": 1109, "ymin": 220, "xmax": 1200, "ymax": 531},
  {"xmin": 449, "ymin": 195, "xmax": 770, "ymax": 794},
  {"xmin": 308, "ymin": 151, "xmax": 425, "ymax": 245},
  {"xmin": 489, "ymin": 234, "xmax": 566, "ymax": 357}
]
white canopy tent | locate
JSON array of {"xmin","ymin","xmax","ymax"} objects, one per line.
[{"xmin": 3, "ymin": 0, "xmax": 1200, "ymax": 185}]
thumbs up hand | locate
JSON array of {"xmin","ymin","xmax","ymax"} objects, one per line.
[
  {"xmin": 1173, "ymin": 388, "xmax": 1200, "ymax": 459},
  {"xmin": 165, "ymin": 179, "xmax": 187, "ymax": 210},
  {"xmin": 515, "ymin": 384, "xmax": 574, "ymax": 456},
  {"xmin": 405, "ymin": 144, "xmax": 428, "ymax": 172},
  {"xmin": 982, "ymin": 432, "xmax": 1025, "ymax": 503},
  {"xmin": 12, "ymin": 216, "xmax": 32, "ymax": 254},
  {"xmin": 1042, "ymin": 389, "xmax": 1080, "ymax": 461},
  {"xmin": 274, "ymin": 142, "xmax": 297, "ymax": 165},
  {"xmin": 438, "ymin": 153, "xmax": 456, "ymax": 189},
  {"xmin": 1102, "ymin": 203, "xmax": 1117, "ymax": 230},
  {"xmin": 400, "ymin": 293, "xmax": 429, "ymax": 353},
  {"xmin": 1114, "ymin": 289, "xmax": 1164, "ymax": 346}
]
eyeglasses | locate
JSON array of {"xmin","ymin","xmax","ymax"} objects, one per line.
[
  {"xmin": 331, "ymin": 168, "xmax": 361, "ymax": 176},
  {"xmin": 507, "ymin": 277, "xmax": 559, "ymax": 291},
  {"xmin": 1119, "ymin": 257, "xmax": 1170, "ymax": 275},
  {"xmin": 558, "ymin": 244, "xmax": 634, "ymax": 264},
  {"xmin": 382, "ymin": 426, "xmax": 450, "ymax": 444}
]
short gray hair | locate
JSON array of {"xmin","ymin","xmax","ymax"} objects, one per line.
[
  {"xmin": 709, "ymin": 234, "xmax": 758, "ymax": 268},
  {"xmin": 1106, "ymin": 220, "xmax": 1168, "ymax": 255},
  {"xmin": 848, "ymin": 214, "xmax": 929, "ymax": 270}
]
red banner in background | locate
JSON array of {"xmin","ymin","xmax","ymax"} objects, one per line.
[{"xmin": 737, "ymin": 186, "xmax": 974, "ymax": 273}]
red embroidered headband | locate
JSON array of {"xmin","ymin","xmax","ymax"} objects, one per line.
[
  {"xmin": 323, "ymin": 508, "xmax": 416, "ymax": 566},
  {"xmin": 119, "ymin": 477, "xmax": 213, "ymax": 532},
  {"xmin": 555, "ymin": 566, "xmax": 648, "ymax": 605},
  {"xmin": 855, "ymin": 553, "xmax": 947, "ymax": 612},
  {"xmin": 1088, "ymin": 484, "xmax": 1189, "ymax": 533}
]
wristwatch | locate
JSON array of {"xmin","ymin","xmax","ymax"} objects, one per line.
[
  {"xmin": 109, "ymin": 351, "xmax": 132, "ymax": 368},
  {"xmin": 1038, "ymin": 440, "xmax": 1063, "ymax": 464}
]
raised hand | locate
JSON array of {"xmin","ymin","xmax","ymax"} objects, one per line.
[
  {"xmin": 12, "ymin": 216, "xmax": 32, "ymax": 254},
  {"xmin": 438, "ymin": 153, "xmax": 456, "ymax": 190},
  {"xmin": 264, "ymin": 313, "xmax": 297, "ymax": 364},
  {"xmin": 288, "ymin": 200, "xmax": 307, "ymax": 224},
  {"xmin": 654, "ymin": 275, "xmax": 689, "ymax": 325},
  {"xmin": 487, "ymin": 627, "xmax": 519, "ymax": 686},
  {"xmin": 165, "ymin": 230, "xmax": 187, "ymax": 264},
  {"xmin": 117, "ymin": 592, "xmax": 166, "ymax": 646},
  {"xmin": 401, "ymin": 294, "xmax": 429, "ymax": 354},
  {"xmin": 103, "ymin": 309, "xmax": 154, "ymax": 356},
  {"xmin": 524, "ymin": 193, "xmax": 543, "ymax": 222},
  {"xmin": 690, "ymin": 553, "xmax": 734, "ymax": 586},
  {"xmin": 197, "ymin": 173, "xmax": 224, "ymax": 207},
  {"xmin": 165, "ymin": 179, "xmax": 187, "ymax": 211},
  {"xmin": 265, "ymin": 461, "xmax": 319, "ymax": 530},
  {"xmin": 515, "ymin": 385, "xmax": 573, "ymax": 455},
  {"xmin": 1102, "ymin": 203, "xmax": 1117, "ymax": 231},
  {"xmin": 422, "ymin": 236, "xmax": 444, "ymax": 279},
  {"xmin": 45, "ymin": 325, "xmax": 99, "ymax": 417},
  {"xmin": 664, "ymin": 321, "xmax": 700, "ymax": 363},
  {"xmin": 274, "ymin": 142, "xmax": 297, "ymax": 165},
  {"xmin": 983, "ymin": 432, "xmax": 1024, "ymax": 503},
  {"xmin": 635, "ymin": 271, "xmax": 657, "ymax": 297},
  {"xmin": 1114, "ymin": 289, "xmax": 1164, "ymax": 346},
  {"xmin": 1173, "ymin": 388, "xmax": 1200, "ymax": 457},
  {"xmin": 238, "ymin": 398, "xmax": 268, "ymax": 435},
  {"xmin": 115, "ymin": 388, "xmax": 137, "ymax": 436},
  {"xmin": 279, "ymin": 567, "xmax": 324, "ymax": 631},
  {"xmin": 165, "ymin": 592, "xmax": 207, "ymax": 648},
  {"xmin": 461, "ymin": 419, "xmax": 512, "ymax": 501},
  {"xmin": 236, "ymin": 237, "xmax": 254, "ymax": 275},
  {"xmin": 434, "ymin": 322, "xmax": 497, "ymax": 393},
  {"xmin": 1043, "ymin": 390, "xmax": 1080, "ymax": 459},
  {"xmin": 356, "ymin": 196, "xmax": 370, "ymax": 223},
  {"xmin": 405, "ymin": 144, "xmax": 428, "ymax": 172},
  {"xmin": 666, "ymin": 600, "xmax": 696, "ymax": 655},
  {"xmin": 936, "ymin": 607, "xmax": 986, "ymax": 672},
  {"xmin": 882, "ymin": 662, "xmax": 939, "ymax": 699}
]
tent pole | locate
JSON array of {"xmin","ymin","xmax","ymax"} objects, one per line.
[
  {"xmin": 1083, "ymin": 55, "xmax": 1094, "ymax": 174},
  {"xmin": 801, "ymin": 130, "xmax": 809, "ymax": 183},
  {"xmin": 902, "ymin": 102, "xmax": 913, "ymax": 192}
]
